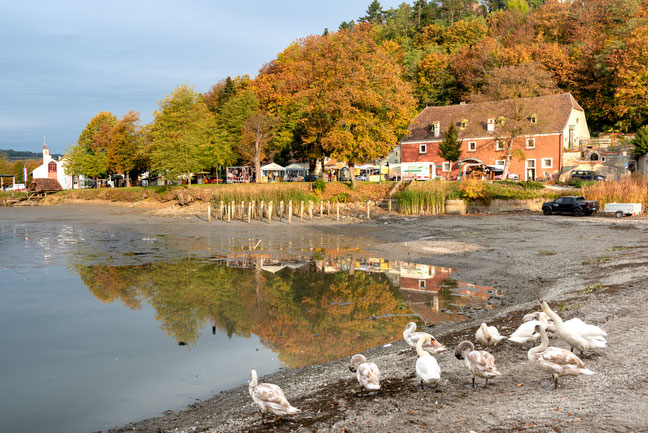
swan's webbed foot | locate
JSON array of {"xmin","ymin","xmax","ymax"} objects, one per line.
[
  {"xmin": 420, "ymin": 380, "xmax": 425, "ymax": 390},
  {"xmin": 471, "ymin": 377, "xmax": 476, "ymax": 388}
]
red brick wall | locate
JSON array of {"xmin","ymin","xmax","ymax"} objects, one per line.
[{"xmin": 401, "ymin": 134, "xmax": 563, "ymax": 180}]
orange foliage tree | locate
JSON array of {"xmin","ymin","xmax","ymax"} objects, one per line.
[{"xmin": 256, "ymin": 24, "xmax": 416, "ymax": 187}]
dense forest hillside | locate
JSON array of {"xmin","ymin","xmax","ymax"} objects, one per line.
[
  {"xmin": 338, "ymin": 0, "xmax": 648, "ymax": 133},
  {"xmin": 63, "ymin": 0, "xmax": 648, "ymax": 185},
  {"xmin": 0, "ymin": 148, "xmax": 60, "ymax": 161}
]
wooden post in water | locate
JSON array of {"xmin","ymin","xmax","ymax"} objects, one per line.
[
  {"xmin": 227, "ymin": 202, "xmax": 231, "ymax": 222},
  {"xmin": 279, "ymin": 201, "xmax": 284, "ymax": 222},
  {"xmin": 308, "ymin": 201, "xmax": 313, "ymax": 220},
  {"xmin": 207, "ymin": 204, "xmax": 212, "ymax": 222},
  {"xmin": 248, "ymin": 202, "xmax": 252, "ymax": 223},
  {"xmin": 219, "ymin": 201, "xmax": 224, "ymax": 220},
  {"xmin": 241, "ymin": 201, "xmax": 245, "ymax": 221},
  {"xmin": 300, "ymin": 200, "xmax": 304, "ymax": 223},
  {"xmin": 288, "ymin": 201, "xmax": 292, "ymax": 224},
  {"xmin": 260, "ymin": 201, "xmax": 265, "ymax": 221},
  {"xmin": 268, "ymin": 201, "xmax": 273, "ymax": 224},
  {"xmin": 231, "ymin": 201, "xmax": 235, "ymax": 219},
  {"xmin": 336, "ymin": 202, "xmax": 340, "ymax": 222}
]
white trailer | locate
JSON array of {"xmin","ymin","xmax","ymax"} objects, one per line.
[{"xmin": 603, "ymin": 203, "xmax": 642, "ymax": 218}]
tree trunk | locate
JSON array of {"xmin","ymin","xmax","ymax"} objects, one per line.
[
  {"xmin": 349, "ymin": 163, "xmax": 357, "ymax": 188},
  {"xmin": 187, "ymin": 171, "xmax": 192, "ymax": 187},
  {"xmin": 254, "ymin": 136, "xmax": 262, "ymax": 183},
  {"xmin": 502, "ymin": 140, "xmax": 514, "ymax": 179}
]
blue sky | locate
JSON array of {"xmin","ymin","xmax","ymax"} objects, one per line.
[{"xmin": 1, "ymin": 0, "xmax": 402, "ymax": 154}]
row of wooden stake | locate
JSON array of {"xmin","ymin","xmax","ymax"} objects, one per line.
[{"xmin": 207, "ymin": 200, "xmax": 380, "ymax": 223}]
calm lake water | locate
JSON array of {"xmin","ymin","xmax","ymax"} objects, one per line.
[{"xmin": 0, "ymin": 207, "xmax": 502, "ymax": 433}]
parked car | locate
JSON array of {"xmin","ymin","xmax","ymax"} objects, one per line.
[
  {"xmin": 570, "ymin": 170, "xmax": 606, "ymax": 181},
  {"xmin": 542, "ymin": 196, "xmax": 599, "ymax": 216},
  {"xmin": 204, "ymin": 178, "xmax": 222, "ymax": 184},
  {"xmin": 493, "ymin": 173, "xmax": 519, "ymax": 180}
]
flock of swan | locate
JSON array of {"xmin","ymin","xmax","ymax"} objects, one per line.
[{"xmin": 247, "ymin": 299, "xmax": 606, "ymax": 422}]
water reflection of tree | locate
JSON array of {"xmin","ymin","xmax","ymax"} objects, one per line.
[{"xmin": 71, "ymin": 260, "xmax": 413, "ymax": 368}]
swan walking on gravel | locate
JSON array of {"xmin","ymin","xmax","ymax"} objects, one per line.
[
  {"xmin": 416, "ymin": 335, "xmax": 441, "ymax": 389},
  {"xmin": 475, "ymin": 322, "xmax": 506, "ymax": 348},
  {"xmin": 455, "ymin": 341, "xmax": 502, "ymax": 388},
  {"xmin": 539, "ymin": 299, "xmax": 607, "ymax": 357},
  {"xmin": 403, "ymin": 322, "xmax": 447, "ymax": 355},
  {"xmin": 528, "ymin": 324, "xmax": 594, "ymax": 389},
  {"xmin": 349, "ymin": 354, "xmax": 381, "ymax": 391},
  {"xmin": 249, "ymin": 369, "xmax": 300, "ymax": 423}
]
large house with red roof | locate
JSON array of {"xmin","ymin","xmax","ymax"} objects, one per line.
[{"xmin": 400, "ymin": 93, "xmax": 590, "ymax": 181}]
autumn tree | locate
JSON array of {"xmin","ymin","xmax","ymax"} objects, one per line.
[
  {"xmin": 107, "ymin": 111, "xmax": 142, "ymax": 187},
  {"xmin": 470, "ymin": 62, "xmax": 560, "ymax": 102},
  {"xmin": 438, "ymin": 124, "xmax": 463, "ymax": 172},
  {"xmin": 257, "ymin": 24, "xmax": 416, "ymax": 187},
  {"xmin": 217, "ymin": 89, "xmax": 269, "ymax": 179},
  {"xmin": 633, "ymin": 126, "xmax": 648, "ymax": 158},
  {"xmin": 148, "ymin": 84, "xmax": 216, "ymax": 186},
  {"xmin": 65, "ymin": 111, "xmax": 117, "ymax": 181}
]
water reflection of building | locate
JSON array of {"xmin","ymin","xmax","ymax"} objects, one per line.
[{"xmin": 212, "ymin": 253, "xmax": 500, "ymax": 324}]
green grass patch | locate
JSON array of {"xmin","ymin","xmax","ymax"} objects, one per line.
[
  {"xmin": 581, "ymin": 256, "xmax": 612, "ymax": 265},
  {"xmin": 538, "ymin": 250, "xmax": 557, "ymax": 256},
  {"xmin": 583, "ymin": 284, "xmax": 603, "ymax": 294}
]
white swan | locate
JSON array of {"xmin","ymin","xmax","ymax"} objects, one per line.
[
  {"xmin": 509, "ymin": 312, "xmax": 550, "ymax": 344},
  {"xmin": 416, "ymin": 335, "xmax": 441, "ymax": 389},
  {"xmin": 523, "ymin": 311, "xmax": 556, "ymax": 333},
  {"xmin": 528, "ymin": 324, "xmax": 594, "ymax": 389},
  {"xmin": 249, "ymin": 369, "xmax": 300, "ymax": 422},
  {"xmin": 454, "ymin": 341, "xmax": 502, "ymax": 388},
  {"xmin": 475, "ymin": 322, "xmax": 506, "ymax": 347},
  {"xmin": 349, "ymin": 354, "xmax": 380, "ymax": 391},
  {"xmin": 539, "ymin": 299, "xmax": 607, "ymax": 356},
  {"xmin": 403, "ymin": 322, "xmax": 447, "ymax": 355}
]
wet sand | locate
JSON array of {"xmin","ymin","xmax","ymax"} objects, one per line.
[{"xmin": 12, "ymin": 203, "xmax": 648, "ymax": 433}]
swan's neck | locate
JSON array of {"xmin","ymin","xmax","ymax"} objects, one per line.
[
  {"xmin": 541, "ymin": 303, "xmax": 563, "ymax": 326},
  {"xmin": 404, "ymin": 323, "xmax": 415, "ymax": 337},
  {"xmin": 481, "ymin": 323, "xmax": 491, "ymax": 340},
  {"xmin": 249, "ymin": 370, "xmax": 258, "ymax": 389},
  {"xmin": 538, "ymin": 327, "xmax": 549, "ymax": 349},
  {"xmin": 416, "ymin": 336, "xmax": 429, "ymax": 357}
]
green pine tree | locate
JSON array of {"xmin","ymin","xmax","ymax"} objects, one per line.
[
  {"xmin": 438, "ymin": 124, "xmax": 463, "ymax": 170},
  {"xmin": 633, "ymin": 126, "xmax": 648, "ymax": 157}
]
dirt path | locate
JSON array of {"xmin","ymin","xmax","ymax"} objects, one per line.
[{"xmin": 88, "ymin": 210, "xmax": 648, "ymax": 433}]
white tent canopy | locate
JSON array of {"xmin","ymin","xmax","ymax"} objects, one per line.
[
  {"xmin": 285, "ymin": 162, "xmax": 309, "ymax": 170},
  {"xmin": 260, "ymin": 163, "xmax": 286, "ymax": 172},
  {"xmin": 357, "ymin": 163, "xmax": 379, "ymax": 170}
]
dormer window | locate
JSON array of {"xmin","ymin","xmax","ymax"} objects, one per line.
[
  {"xmin": 496, "ymin": 115, "xmax": 505, "ymax": 126},
  {"xmin": 433, "ymin": 121, "xmax": 440, "ymax": 138},
  {"xmin": 487, "ymin": 118, "xmax": 495, "ymax": 132},
  {"xmin": 530, "ymin": 114, "xmax": 538, "ymax": 124},
  {"xmin": 460, "ymin": 119, "xmax": 468, "ymax": 129}
]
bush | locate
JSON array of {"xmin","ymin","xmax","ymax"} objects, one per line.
[
  {"xmin": 313, "ymin": 179, "xmax": 326, "ymax": 193},
  {"xmin": 458, "ymin": 178, "xmax": 489, "ymax": 202}
]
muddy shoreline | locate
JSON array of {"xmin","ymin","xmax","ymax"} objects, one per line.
[{"xmin": 20, "ymin": 203, "xmax": 645, "ymax": 433}]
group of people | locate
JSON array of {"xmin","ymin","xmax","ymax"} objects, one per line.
[{"xmin": 247, "ymin": 298, "xmax": 606, "ymax": 423}]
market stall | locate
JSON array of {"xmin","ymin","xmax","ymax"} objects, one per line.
[
  {"xmin": 285, "ymin": 162, "xmax": 310, "ymax": 182},
  {"xmin": 260, "ymin": 163, "xmax": 286, "ymax": 182}
]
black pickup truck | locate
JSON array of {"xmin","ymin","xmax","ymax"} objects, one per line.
[{"xmin": 542, "ymin": 196, "xmax": 599, "ymax": 216}]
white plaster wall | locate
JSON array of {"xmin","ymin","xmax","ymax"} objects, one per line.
[{"xmin": 562, "ymin": 109, "xmax": 590, "ymax": 149}]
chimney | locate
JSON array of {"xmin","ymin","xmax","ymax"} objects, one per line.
[
  {"xmin": 433, "ymin": 121, "xmax": 440, "ymax": 138},
  {"xmin": 43, "ymin": 145, "xmax": 51, "ymax": 163},
  {"xmin": 487, "ymin": 118, "xmax": 495, "ymax": 132}
]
